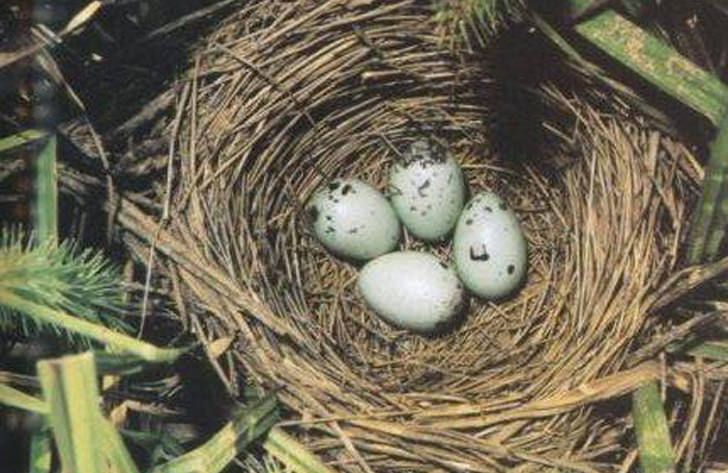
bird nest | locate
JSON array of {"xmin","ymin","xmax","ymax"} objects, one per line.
[{"xmin": 108, "ymin": 1, "xmax": 724, "ymax": 471}]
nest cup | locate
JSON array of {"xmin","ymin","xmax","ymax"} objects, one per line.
[{"xmin": 117, "ymin": 1, "xmax": 710, "ymax": 471}]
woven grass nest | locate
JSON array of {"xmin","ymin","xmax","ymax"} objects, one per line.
[{"xmin": 112, "ymin": 1, "xmax": 725, "ymax": 471}]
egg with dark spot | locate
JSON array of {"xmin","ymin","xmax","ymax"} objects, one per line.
[
  {"xmin": 357, "ymin": 251, "xmax": 465, "ymax": 333},
  {"xmin": 389, "ymin": 140, "xmax": 465, "ymax": 241},
  {"xmin": 307, "ymin": 178, "xmax": 401, "ymax": 260},
  {"xmin": 453, "ymin": 192, "xmax": 527, "ymax": 299}
]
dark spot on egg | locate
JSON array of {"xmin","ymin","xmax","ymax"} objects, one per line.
[
  {"xmin": 328, "ymin": 182, "xmax": 340, "ymax": 191},
  {"xmin": 439, "ymin": 261, "xmax": 448, "ymax": 269},
  {"xmin": 421, "ymin": 211, "xmax": 427, "ymax": 216},
  {"xmin": 342, "ymin": 184, "xmax": 352, "ymax": 195},
  {"xmin": 410, "ymin": 205, "xmax": 417, "ymax": 211},
  {"xmin": 333, "ymin": 199, "xmax": 340, "ymax": 203},
  {"xmin": 485, "ymin": 206, "xmax": 493, "ymax": 213},
  {"xmin": 307, "ymin": 206, "xmax": 319, "ymax": 222},
  {"xmin": 326, "ymin": 226, "xmax": 336, "ymax": 234},
  {"xmin": 466, "ymin": 219, "xmax": 473, "ymax": 225},
  {"xmin": 499, "ymin": 202, "xmax": 507, "ymax": 210},
  {"xmin": 325, "ymin": 215, "xmax": 333, "ymax": 221},
  {"xmin": 507, "ymin": 264, "xmax": 515, "ymax": 275},
  {"xmin": 469, "ymin": 244, "xmax": 490, "ymax": 261},
  {"xmin": 466, "ymin": 202, "xmax": 473, "ymax": 210},
  {"xmin": 417, "ymin": 179, "xmax": 431, "ymax": 197},
  {"xmin": 349, "ymin": 228, "xmax": 358, "ymax": 234},
  {"xmin": 427, "ymin": 204, "xmax": 432, "ymax": 210}
]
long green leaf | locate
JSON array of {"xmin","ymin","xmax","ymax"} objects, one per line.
[
  {"xmin": 0, "ymin": 383, "xmax": 48, "ymax": 413},
  {"xmin": 569, "ymin": 1, "xmax": 728, "ymax": 125},
  {"xmin": 687, "ymin": 114, "xmax": 728, "ymax": 262},
  {"xmin": 0, "ymin": 289, "xmax": 187, "ymax": 362},
  {"xmin": 29, "ymin": 427, "xmax": 53, "ymax": 473},
  {"xmin": 37, "ymin": 352, "xmax": 105, "ymax": 473},
  {"xmin": 96, "ymin": 412, "xmax": 141, "ymax": 473},
  {"xmin": 152, "ymin": 393, "xmax": 280, "ymax": 473},
  {"xmin": 264, "ymin": 428, "xmax": 337, "ymax": 473},
  {"xmin": 0, "ymin": 129, "xmax": 48, "ymax": 153},
  {"xmin": 33, "ymin": 134, "xmax": 58, "ymax": 245},
  {"xmin": 94, "ymin": 350, "xmax": 149, "ymax": 376},
  {"xmin": 632, "ymin": 383, "xmax": 675, "ymax": 473}
]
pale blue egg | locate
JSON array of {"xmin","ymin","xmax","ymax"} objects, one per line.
[
  {"xmin": 307, "ymin": 178, "xmax": 400, "ymax": 260},
  {"xmin": 389, "ymin": 140, "xmax": 465, "ymax": 242},
  {"xmin": 453, "ymin": 192, "xmax": 527, "ymax": 299},
  {"xmin": 357, "ymin": 251, "xmax": 465, "ymax": 333}
]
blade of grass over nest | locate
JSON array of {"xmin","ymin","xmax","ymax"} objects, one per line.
[
  {"xmin": 37, "ymin": 352, "xmax": 105, "ymax": 473},
  {"xmin": 569, "ymin": 0, "xmax": 728, "ymax": 125},
  {"xmin": 531, "ymin": 12, "xmax": 675, "ymax": 132},
  {"xmin": 29, "ymin": 428, "xmax": 53, "ymax": 473},
  {"xmin": 0, "ymin": 129, "xmax": 49, "ymax": 153},
  {"xmin": 687, "ymin": 114, "xmax": 728, "ymax": 262},
  {"xmin": 632, "ymin": 383, "xmax": 675, "ymax": 473},
  {"xmin": 263, "ymin": 428, "xmax": 337, "ymax": 473},
  {"xmin": 33, "ymin": 134, "xmax": 58, "ymax": 245},
  {"xmin": 0, "ymin": 383, "xmax": 48, "ymax": 413},
  {"xmin": 151, "ymin": 393, "xmax": 280, "ymax": 473}
]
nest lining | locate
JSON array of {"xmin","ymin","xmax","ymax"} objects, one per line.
[{"xmin": 110, "ymin": 1, "xmax": 712, "ymax": 471}]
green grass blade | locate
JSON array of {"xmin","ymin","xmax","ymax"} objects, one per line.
[
  {"xmin": 632, "ymin": 383, "xmax": 675, "ymax": 473},
  {"xmin": 151, "ymin": 393, "xmax": 280, "ymax": 473},
  {"xmin": 37, "ymin": 352, "xmax": 105, "ymax": 473},
  {"xmin": 263, "ymin": 428, "xmax": 337, "ymax": 473},
  {"xmin": 0, "ymin": 289, "xmax": 187, "ymax": 362},
  {"xmin": 94, "ymin": 350, "xmax": 149, "ymax": 376},
  {"xmin": 33, "ymin": 134, "xmax": 58, "ymax": 245},
  {"xmin": 687, "ymin": 114, "xmax": 728, "ymax": 262},
  {"xmin": 570, "ymin": 1, "xmax": 728, "ymax": 125},
  {"xmin": 96, "ymin": 413, "xmax": 141, "ymax": 473},
  {"xmin": 0, "ymin": 383, "xmax": 48, "ymax": 413},
  {"xmin": 29, "ymin": 427, "xmax": 53, "ymax": 473},
  {"xmin": 0, "ymin": 129, "xmax": 48, "ymax": 153}
]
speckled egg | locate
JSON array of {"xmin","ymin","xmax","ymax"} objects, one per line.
[
  {"xmin": 357, "ymin": 251, "xmax": 465, "ymax": 333},
  {"xmin": 306, "ymin": 178, "xmax": 401, "ymax": 261},
  {"xmin": 453, "ymin": 192, "xmax": 528, "ymax": 299},
  {"xmin": 389, "ymin": 140, "xmax": 466, "ymax": 241}
]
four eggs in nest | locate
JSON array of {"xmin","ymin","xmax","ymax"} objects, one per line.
[{"xmin": 306, "ymin": 139, "xmax": 528, "ymax": 334}]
